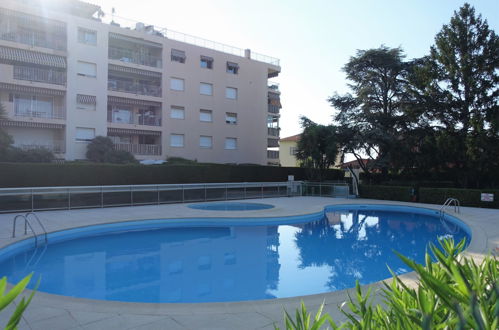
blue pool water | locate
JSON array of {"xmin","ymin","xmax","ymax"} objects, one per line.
[
  {"xmin": 0, "ymin": 205, "xmax": 470, "ymax": 303},
  {"xmin": 188, "ymin": 202, "xmax": 274, "ymax": 211}
]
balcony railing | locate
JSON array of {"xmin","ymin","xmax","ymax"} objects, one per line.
[
  {"xmin": 15, "ymin": 105, "xmax": 65, "ymax": 120},
  {"xmin": 107, "ymin": 111, "xmax": 161, "ymax": 126},
  {"xmin": 267, "ymin": 150, "xmax": 279, "ymax": 159},
  {"xmin": 0, "ymin": 30, "xmax": 66, "ymax": 51},
  {"xmin": 16, "ymin": 140, "xmax": 65, "ymax": 154},
  {"xmin": 113, "ymin": 143, "xmax": 161, "ymax": 155},
  {"xmin": 268, "ymin": 105, "xmax": 280, "ymax": 114},
  {"xmin": 108, "ymin": 79, "xmax": 161, "ymax": 97},
  {"xmin": 13, "ymin": 66, "xmax": 66, "ymax": 86},
  {"xmin": 108, "ymin": 46, "xmax": 162, "ymax": 68},
  {"xmin": 268, "ymin": 138, "xmax": 279, "ymax": 148},
  {"xmin": 267, "ymin": 127, "xmax": 279, "ymax": 137},
  {"xmin": 268, "ymin": 81, "xmax": 280, "ymax": 91}
]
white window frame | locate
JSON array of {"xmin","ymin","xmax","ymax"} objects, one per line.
[
  {"xmin": 77, "ymin": 61, "xmax": 97, "ymax": 78},
  {"xmin": 170, "ymin": 78, "xmax": 185, "ymax": 91},
  {"xmin": 170, "ymin": 106, "xmax": 185, "ymax": 119},
  {"xmin": 199, "ymin": 135, "xmax": 213, "ymax": 149},
  {"xmin": 75, "ymin": 127, "xmax": 95, "ymax": 142},
  {"xmin": 77, "ymin": 27, "xmax": 97, "ymax": 45},
  {"xmin": 225, "ymin": 112, "xmax": 237, "ymax": 125},
  {"xmin": 225, "ymin": 137, "xmax": 237, "ymax": 150},
  {"xmin": 170, "ymin": 134, "xmax": 184, "ymax": 148},
  {"xmin": 200, "ymin": 83, "xmax": 213, "ymax": 96},
  {"xmin": 199, "ymin": 109, "xmax": 213, "ymax": 122},
  {"xmin": 225, "ymin": 87, "xmax": 237, "ymax": 100}
]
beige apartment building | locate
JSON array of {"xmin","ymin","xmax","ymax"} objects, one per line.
[{"xmin": 0, "ymin": 0, "xmax": 282, "ymax": 165}]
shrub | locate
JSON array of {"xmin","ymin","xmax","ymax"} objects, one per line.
[
  {"xmin": 419, "ymin": 187, "xmax": 499, "ymax": 209},
  {"xmin": 86, "ymin": 136, "xmax": 136, "ymax": 164},
  {"xmin": 359, "ymin": 184, "xmax": 414, "ymax": 202},
  {"xmin": 0, "ymin": 274, "xmax": 36, "ymax": 330},
  {"xmin": 278, "ymin": 238, "xmax": 499, "ymax": 329}
]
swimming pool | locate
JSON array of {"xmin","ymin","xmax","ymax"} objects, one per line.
[
  {"xmin": 188, "ymin": 202, "xmax": 274, "ymax": 211},
  {"xmin": 0, "ymin": 204, "xmax": 470, "ymax": 303}
]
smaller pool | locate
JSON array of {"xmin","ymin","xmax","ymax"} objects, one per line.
[{"xmin": 188, "ymin": 202, "xmax": 274, "ymax": 211}]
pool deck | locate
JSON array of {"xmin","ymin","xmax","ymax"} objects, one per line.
[{"xmin": 0, "ymin": 196, "xmax": 498, "ymax": 330}]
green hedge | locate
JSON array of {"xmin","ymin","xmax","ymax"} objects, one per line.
[
  {"xmin": 0, "ymin": 162, "xmax": 344, "ymax": 188},
  {"xmin": 419, "ymin": 187, "xmax": 499, "ymax": 208},
  {"xmin": 359, "ymin": 184, "xmax": 414, "ymax": 202}
]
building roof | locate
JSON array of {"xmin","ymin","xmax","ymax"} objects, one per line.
[
  {"xmin": 340, "ymin": 159, "xmax": 370, "ymax": 169},
  {"xmin": 280, "ymin": 134, "xmax": 301, "ymax": 142}
]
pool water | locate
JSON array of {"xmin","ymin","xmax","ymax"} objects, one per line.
[
  {"xmin": 188, "ymin": 202, "xmax": 274, "ymax": 211},
  {"xmin": 0, "ymin": 205, "xmax": 470, "ymax": 303}
]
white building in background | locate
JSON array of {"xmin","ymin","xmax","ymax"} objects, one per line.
[{"xmin": 0, "ymin": 0, "xmax": 282, "ymax": 165}]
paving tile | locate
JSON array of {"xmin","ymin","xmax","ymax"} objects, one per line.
[
  {"xmin": 128, "ymin": 317, "xmax": 186, "ymax": 330},
  {"xmin": 23, "ymin": 305, "xmax": 68, "ymax": 322},
  {"xmin": 29, "ymin": 312, "xmax": 78, "ymax": 330},
  {"xmin": 68, "ymin": 311, "xmax": 115, "ymax": 326},
  {"xmin": 79, "ymin": 314, "xmax": 167, "ymax": 330}
]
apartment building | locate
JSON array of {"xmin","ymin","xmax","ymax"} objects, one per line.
[{"xmin": 0, "ymin": 0, "xmax": 282, "ymax": 165}]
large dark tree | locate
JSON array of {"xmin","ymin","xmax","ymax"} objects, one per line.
[
  {"xmin": 329, "ymin": 46, "xmax": 411, "ymax": 175},
  {"xmin": 296, "ymin": 116, "xmax": 340, "ymax": 180},
  {"xmin": 409, "ymin": 3, "xmax": 499, "ymax": 187}
]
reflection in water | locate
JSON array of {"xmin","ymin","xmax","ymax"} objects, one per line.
[{"xmin": 0, "ymin": 210, "xmax": 469, "ymax": 303}]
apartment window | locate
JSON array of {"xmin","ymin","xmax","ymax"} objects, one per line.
[
  {"xmin": 199, "ymin": 109, "xmax": 212, "ymax": 122},
  {"xmin": 77, "ymin": 28, "xmax": 97, "ymax": 45},
  {"xmin": 200, "ymin": 56, "xmax": 213, "ymax": 69},
  {"xmin": 76, "ymin": 94, "xmax": 96, "ymax": 111},
  {"xmin": 171, "ymin": 49, "xmax": 186, "ymax": 63},
  {"xmin": 170, "ymin": 106, "xmax": 185, "ymax": 119},
  {"xmin": 225, "ymin": 112, "xmax": 237, "ymax": 125},
  {"xmin": 227, "ymin": 62, "xmax": 239, "ymax": 74},
  {"xmin": 290, "ymin": 147, "xmax": 298, "ymax": 155},
  {"xmin": 77, "ymin": 61, "xmax": 96, "ymax": 78},
  {"xmin": 111, "ymin": 106, "xmax": 132, "ymax": 124},
  {"xmin": 226, "ymin": 87, "xmax": 237, "ymax": 100},
  {"xmin": 170, "ymin": 78, "xmax": 185, "ymax": 91},
  {"xmin": 200, "ymin": 83, "xmax": 213, "ymax": 96},
  {"xmin": 14, "ymin": 94, "xmax": 53, "ymax": 118},
  {"xmin": 170, "ymin": 134, "xmax": 184, "ymax": 147},
  {"xmin": 225, "ymin": 137, "xmax": 237, "ymax": 150},
  {"xmin": 199, "ymin": 136, "xmax": 213, "ymax": 148},
  {"xmin": 75, "ymin": 127, "xmax": 95, "ymax": 142}
]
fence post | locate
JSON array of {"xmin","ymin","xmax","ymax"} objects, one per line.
[
  {"xmin": 225, "ymin": 184, "xmax": 228, "ymax": 200},
  {"xmin": 261, "ymin": 184, "xmax": 264, "ymax": 199},
  {"xmin": 204, "ymin": 185, "xmax": 207, "ymax": 201},
  {"xmin": 101, "ymin": 186, "xmax": 104, "ymax": 208},
  {"xmin": 130, "ymin": 186, "xmax": 133, "ymax": 206},
  {"xmin": 157, "ymin": 185, "xmax": 160, "ymax": 205},
  {"xmin": 320, "ymin": 183, "xmax": 322, "ymax": 197},
  {"xmin": 68, "ymin": 188, "xmax": 71, "ymax": 210},
  {"xmin": 244, "ymin": 185, "xmax": 247, "ymax": 199},
  {"xmin": 31, "ymin": 189, "xmax": 34, "ymax": 212},
  {"xmin": 182, "ymin": 185, "xmax": 185, "ymax": 203}
]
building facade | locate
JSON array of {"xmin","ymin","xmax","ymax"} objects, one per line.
[{"xmin": 0, "ymin": 0, "xmax": 282, "ymax": 165}]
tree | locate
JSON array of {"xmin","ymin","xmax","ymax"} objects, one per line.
[
  {"xmin": 86, "ymin": 136, "xmax": 137, "ymax": 164},
  {"xmin": 329, "ymin": 46, "xmax": 411, "ymax": 176},
  {"xmin": 410, "ymin": 3, "xmax": 499, "ymax": 187},
  {"xmin": 0, "ymin": 101, "xmax": 13, "ymax": 159},
  {"xmin": 295, "ymin": 116, "xmax": 340, "ymax": 180}
]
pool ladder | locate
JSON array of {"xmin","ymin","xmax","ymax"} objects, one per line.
[
  {"xmin": 439, "ymin": 198, "xmax": 460, "ymax": 234},
  {"xmin": 12, "ymin": 212, "xmax": 48, "ymax": 247}
]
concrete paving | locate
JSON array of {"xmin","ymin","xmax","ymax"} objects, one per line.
[{"xmin": 0, "ymin": 197, "xmax": 497, "ymax": 329}]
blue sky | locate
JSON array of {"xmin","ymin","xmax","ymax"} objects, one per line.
[{"xmin": 93, "ymin": 0, "xmax": 499, "ymax": 138}]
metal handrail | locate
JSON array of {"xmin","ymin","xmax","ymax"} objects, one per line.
[
  {"xmin": 25, "ymin": 212, "xmax": 48, "ymax": 244},
  {"xmin": 439, "ymin": 198, "xmax": 460, "ymax": 215},
  {"xmin": 12, "ymin": 214, "xmax": 39, "ymax": 247}
]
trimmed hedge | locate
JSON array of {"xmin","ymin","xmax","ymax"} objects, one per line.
[
  {"xmin": 419, "ymin": 187, "xmax": 499, "ymax": 209},
  {"xmin": 0, "ymin": 162, "xmax": 344, "ymax": 188},
  {"xmin": 359, "ymin": 184, "xmax": 414, "ymax": 202}
]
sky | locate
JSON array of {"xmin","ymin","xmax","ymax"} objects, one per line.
[{"xmin": 91, "ymin": 0, "xmax": 499, "ymax": 139}]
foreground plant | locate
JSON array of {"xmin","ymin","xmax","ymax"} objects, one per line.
[
  {"xmin": 277, "ymin": 238, "xmax": 499, "ymax": 329},
  {"xmin": 0, "ymin": 274, "xmax": 35, "ymax": 330}
]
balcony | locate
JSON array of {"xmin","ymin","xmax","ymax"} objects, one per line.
[
  {"xmin": 268, "ymin": 105, "xmax": 280, "ymax": 114},
  {"xmin": 17, "ymin": 140, "xmax": 65, "ymax": 154},
  {"xmin": 268, "ymin": 138, "xmax": 279, "ymax": 148},
  {"xmin": 108, "ymin": 79, "xmax": 161, "ymax": 97},
  {"xmin": 268, "ymin": 127, "xmax": 279, "ymax": 137},
  {"xmin": 0, "ymin": 8, "xmax": 67, "ymax": 51},
  {"xmin": 107, "ymin": 110, "xmax": 161, "ymax": 127},
  {"xmin": 268, "ymin": 81, "xmax": 279, "ymax": 91},
  {"xmin": 113, "ymin": 143, "xmax": 161, "ymax": 156},
  {"xmin": 15, "ymin": 105, "xmax": 65, "ymax": 120},
  {"xmin": 267, "ymin": 150, "xmax": 279, "ymax": 159},
  {"xmin": 109, "ymin": 46, "xmax": 162, "ymax": 68},
  {"xmin": 14, "ymin": 65, "xmax": 66, "ymax": 86}
]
